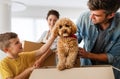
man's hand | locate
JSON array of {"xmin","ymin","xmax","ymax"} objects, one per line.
[
  {"xmin": 78, "ymin": 47, "xmax": 89, "ymax": 58},
  {"xmin": 78, "ymin": 47, "xmax": 108, "ymax": 62}
]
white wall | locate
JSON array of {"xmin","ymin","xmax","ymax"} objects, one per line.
[{"xmin": 12, "ymin": 6, "xmax": 88, "ymax": 19}]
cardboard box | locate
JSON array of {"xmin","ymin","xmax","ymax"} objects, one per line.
[
  {"xmin": 23, "ymin": 40, "xmax": 56, "ymax": 66},
  {"xmin": 23, "ymin": 41, "xmax": 80, "ymax": 67},
  {"xmin": 29, "ymin": 65, "xmax": 115, "ymax": 79},
  {"xmin": 23, "ymin": 41, "xmax": 114, "ymax": 79}
]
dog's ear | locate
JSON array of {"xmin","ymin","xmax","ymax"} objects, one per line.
[{"xmin": 71, "ymin": 21, "xmax": 77, "ymax": 34}]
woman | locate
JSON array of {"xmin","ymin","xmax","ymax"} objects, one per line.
[{"xmin": 38, "ymin": 9, "xmax": 60, "ymax": 50}]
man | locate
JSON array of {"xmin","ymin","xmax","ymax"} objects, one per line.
[{"xmin": 76, "ymin": 0, "xmax": 120, "ymax": 79}]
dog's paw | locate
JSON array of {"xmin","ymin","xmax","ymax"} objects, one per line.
[
  {"xmin": 65, "ymin": 63, "xmax": 73, "ymax": 69},
  {"xmin": 57, "ymin": 64, "xmax": 65, "ymax": 71}
]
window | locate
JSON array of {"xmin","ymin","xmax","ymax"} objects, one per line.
[{"xmin": 11, "ymin": 18, "xmax": 48, "ymax": 42}]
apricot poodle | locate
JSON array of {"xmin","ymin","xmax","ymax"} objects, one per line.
[{"xmin": 52, "ymin": 18, "xmax": 78, "ymax": 70}]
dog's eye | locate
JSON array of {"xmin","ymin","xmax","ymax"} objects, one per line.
[
  {"xmin": 59, "ymin": 25, "xmax": 62, "ymax": 29},
  {"xmin": 65, "ymin": 24, "xmax": 69, "ymax": 27}
]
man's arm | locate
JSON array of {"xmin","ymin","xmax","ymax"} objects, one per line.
[
  {"xmin": 78, "ymin": 47, "xmax": 108, "ymax": 62},
  {"xmin": 86, "ymin": 52, "xmax": 108, "ymax": 62}
]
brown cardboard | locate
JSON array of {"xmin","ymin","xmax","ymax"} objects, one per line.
[
  {"xmin": 23, "ymin": 40, "xmax": 80, "ymax": 67},
  {"xmin": 23, "ymin": 41, "xmax": 45, "ymax": 51},
  {"xmin": 23, "ymin": 40, "xmax": 56, "ymax": 66},
  {"xmin": 29, "ymin": 65, "xmax": 115, "ymax": 79}
]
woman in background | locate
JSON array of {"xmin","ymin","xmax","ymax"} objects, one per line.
[
  {"xmin": 38, "ymin": 9, "xmax": 60, "ymax": 50},
  {"xmin": 34, "ymin": 10, "xmax": 60, "ymax": 67}
]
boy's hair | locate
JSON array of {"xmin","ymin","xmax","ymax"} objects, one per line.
[
  {"xmin": 87, "ymin": 0, "xmax": 120, "ymax": 14},
  {"xmin": 46, "ymin": 9, "xmax": 60, "ymax": 20},
  {"xmin": 0, "ymin": 32, "xmax": 18, "ymax": 51}
]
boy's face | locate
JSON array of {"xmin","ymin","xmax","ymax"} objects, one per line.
[{"xmin": 7, "ymin": 37, "xmax": 23, "ymax": 57}]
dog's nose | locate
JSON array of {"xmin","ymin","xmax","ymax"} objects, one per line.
[{"xmin": 63, "ymin": 30, "xmax": 67, "ymax": 33}]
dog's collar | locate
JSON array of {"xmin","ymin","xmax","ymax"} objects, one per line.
[
  {"xmin": 63, "ymin": 34, "xmax": 77, "ymax": 39},
  {"xmin": 70, "ymin": 34, "xmax": 77, "ymax": 38}
]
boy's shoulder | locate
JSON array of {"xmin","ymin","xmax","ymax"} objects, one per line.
[
  {"xmin": 0, "ymin": 57, "xmax": 8, "ymax": 62},
  {"xmin": 0, "ymin": 51, "xmax": 35, "ymax": 63},
  {"xmin": 0, "ymin": 57, "xmax": 9, "ymax": 68}
]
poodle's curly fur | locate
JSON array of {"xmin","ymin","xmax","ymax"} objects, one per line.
[{"xmin": 52, "ymin": 18, "xmax": 78, "ymax": 70}]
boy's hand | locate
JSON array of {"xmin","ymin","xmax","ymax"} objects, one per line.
[
  {"xmin": 28, "ymin": 66, "xmax": 36, "ymax": 72},
  {"xmin": 51, "ymin": 26, "xmax": 58, "ymax": 38},
  {"xmin": 33, "ymin": 59, "xmax": 43, "ymax": 68}
]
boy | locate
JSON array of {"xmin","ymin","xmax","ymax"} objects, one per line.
[{"xmin": 0, "ymin": 32, "xmax": 56, "ymax": 79}]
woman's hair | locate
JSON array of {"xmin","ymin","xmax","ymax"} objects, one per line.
[
  {"xmin": 0, "ymin": 32, "xmax": 17, "ymax": 51},
  {"xmin": 87, "ymin": 0, "xmax": 120, "ymax": 14},
  {"xmin": 46, "ymin": 9, "xmax": 60, "ymax": 19}
]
